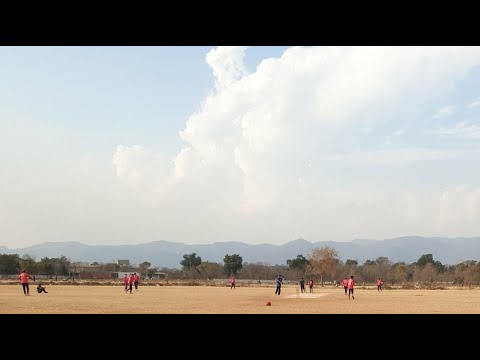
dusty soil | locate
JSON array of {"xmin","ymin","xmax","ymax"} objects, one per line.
[{"xmin": 1, "ymin": 283, "xmax": 479, "ymax": 314}]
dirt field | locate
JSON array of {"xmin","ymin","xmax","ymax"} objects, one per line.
[{"xmin": 1, "ymin": 284, "xmax": 480, "ymax": 314}]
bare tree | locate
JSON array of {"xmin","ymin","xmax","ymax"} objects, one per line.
[
  {"xmin": 395, "ymin": 263, "xmax": 407, "ymax": 285},
  {"xmin": 307, "ymin": 246, "xmax": 339, "ymax": 286},
  {"xmin": 414, "ymin": 263, "xmax": 438, "ymax": 287},
  {"xmin": 240, "ymin": 262, "xmax": 267, "ymax": 280},
  {"xmin": 197, "ymin": 262, "xmax": 224, "ymax": 280},
  {"xmin": 139, "ymin": 262, "xmax": 151, "ymax": 279}
]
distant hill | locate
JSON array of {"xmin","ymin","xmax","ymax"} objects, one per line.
[{"xmin": 1, "ymin": 236, "xmax": 480, "ymax": 269}]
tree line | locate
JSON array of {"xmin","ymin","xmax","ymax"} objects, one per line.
[
  {"xmin": 162, "ymin": 247, "xmax": 480, "ymax": 287},
  {"xmin": 1, "ymin": 247, "xmax": 480, "ymax": 286}
]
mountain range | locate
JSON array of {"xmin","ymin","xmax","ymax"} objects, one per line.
[{"xmin": 1, "ymin": 236, "xmax": 480, "ymax": 269}]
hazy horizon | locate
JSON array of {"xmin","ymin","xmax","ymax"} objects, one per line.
[
  {"xmin": 2, "ymin": 234, "xmax": 478, "ymax": 250},
  {"xmin": 2, "ymin": 46, "xmax": 480, "ymax": 248}
]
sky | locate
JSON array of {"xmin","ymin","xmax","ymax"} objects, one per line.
[{"xmin": 1, "ymin": 46, "xmax": 480, "ymax": 249}]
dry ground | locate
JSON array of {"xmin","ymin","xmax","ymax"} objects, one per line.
[{"xmin": 1, "ymin": 284, "xmax": 480, "ymax": 314}]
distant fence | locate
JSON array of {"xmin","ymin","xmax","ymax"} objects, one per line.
[
  {"xmin": 0, "ymin": 272, "xmax": 164, "ymax": 281},
  {"xmin": 212, "ymin": 279, "xmax": 298, "ymax": 285},
  {"xmin": 1, "ymin": 274, "xmax": 69, "ymax": 280}
]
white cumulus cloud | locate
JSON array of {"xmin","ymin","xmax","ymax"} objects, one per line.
[
  {"xmin": 112, "ymin": 46, "xmax": 480, "ymax": 244},
  {"xmin": 206, "ymin": 46, "xmax": 249, "ymax": 90}
]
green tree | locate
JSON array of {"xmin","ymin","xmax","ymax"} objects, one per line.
[
  {"xmin": 375, "ymin": 257, "xmax": 390, "ymax": 265},
  {"xmin": 57, "ymin": 256, "xmax": 70, "ymax": 276},
  {"xmin": 416, "ymin": 254, "xmax": 434, "ymax": 267},
  {"xmin": 307, "ymin": 246, "xmax": 339, "ymax": 286},
  {"xmin": 0, "ymin": 254, "xmax": 21, "ymax": 275},
  {"xmin": 433, "ymin": 260, "xmax": 445, "ymax": 273},
  {"xmin": 39, "ymin": 257, "xmax": 55, "ymax": 276},
  {"xmin": 345, "ymin": 259, "xmax": 358, "ymax": 266},
  {"xmin": 286, "ymin": 255, "xmax": 310, "ymax": 271},
  {"xmin": 223, "ymin": 254, "xmax": 243, "ymax": 276},
  {"xmin": 180, "ymin": 253, "xmax": 202, "ymax": 270},
  {"xmin": 139, "ymin": 261, "xmax": 151, "ymax": 279},
  {"xmin": 20, "ymin": 254, "xmax": 38, "ymax": 274}
]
